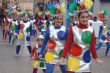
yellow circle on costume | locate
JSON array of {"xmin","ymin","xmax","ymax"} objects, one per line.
[
  {"xmin": 45, "ymin": 52, "xmax": 54, "ymax": 62},
  {"xmin": 32, "ymin": 60, "xmax": 39, "ymax": 68},
  {"xmin": 102, "ymin": 29, "xmax": 106, "ymax": 34},
  {"xmin": 18, "ymin": 33, "xmax": 24, "ymax": 39},
  {"xmin": 67, "ymin": 57, "xmax": 80, "ymax": 71}
]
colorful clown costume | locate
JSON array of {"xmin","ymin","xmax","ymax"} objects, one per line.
[
  {"xmin": 31, "ymin": 44, "xmax": 46, "ymax": 69},
  {"xmin": 40, "ymin": 25, "xmax": 68, "ymax": 73},
  {"xmin": 8, "ymin": 18, "xmax": 19, "ymax": 45},
  {"xmin": 40, "ymin": 25, "xmax": 68, "ymax": 64},
  {"xmin": 3, "ymin": 17, "xmax": 11, "ymax": 40},
  {"xmin": 96, "ymin": 24, "xmax": 110, "ymax": 55},
  {"xmin": 20, "ymin": 20, "xmax": 31, "ymax": 46},
  {"xmin": 62, "ymin": 25, "xmax": 98, "ymax": 72},
  {"xmin": 16, "ymin": 20, "xmax": 32, "ymax": 55}
]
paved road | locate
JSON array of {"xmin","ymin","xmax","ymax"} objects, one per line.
[{"xmin": 0, "ymin": 28, "xmax": 110, "ymax": 73}]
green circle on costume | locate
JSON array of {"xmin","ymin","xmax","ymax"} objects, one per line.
[
  {"xmin": 41, "ymin": 25, "xmax": 45, "ymax": 29},
  {"xmin": 59, "ymin": 49, "xmax": 63, "ymax": 58},
  {"xmin": 39, "ymin": 60, "xmax": 45, "ymax": 67},
  {"xmin": 26, "ymin": 27, "xmax": 30, "ymax": 33},
  {"xmin": 81, "ymin": 31, "xmax": 92, "ymax": 44}
]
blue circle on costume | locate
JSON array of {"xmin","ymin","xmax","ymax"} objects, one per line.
[
  {"xmin": 57, "ymin": 31, "xmax": 67, "ymax": 40},
  {"xmin": 26, "ymin": 36, "xmax": 30, "ymax": 41},
  {"xmin": 101, "ymin": 35, "xmax": 106, "ymax": 40},
  {"xmin": 83, "ymin": 50, "xmax": 91, "ymax": 63}
]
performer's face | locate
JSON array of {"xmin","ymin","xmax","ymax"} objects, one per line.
[
  {"xmin": 13, "ymin": 17, "xmax": 17, "ymax": 20},
  {"xmin": 49, "ymin": 16, "xmax": 53, "ymax": 20},
  {"xmin": 78, "ymin": 12, "xmax": 89, "ymax": 25},
  {"xmin": 55, "ymin": 16, "xmax": 63, "ymax": 26},
  {"xmin": 37, "ymin": 38, "xmax": 43, "ymax": 45},
  {"xmin": 102, "ymin": 17, "xmax": 107, "ymax": 25},
  {"xmin": 23, "ymin": 17, "xmax": 28, "ymax": 21},
  {"xmin": 71, "ymin": 16, "xmax": 75, "ymax": 22}
]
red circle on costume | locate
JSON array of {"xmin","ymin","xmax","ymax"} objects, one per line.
[
  {"xmin": 20, "ymin": 24, "xmax": 24, "ymax": 29},
  {"xmin": 47, "ymin": 40, "xmax": 56, "ymax": 50},
  {"xmin": 71, "ymin": 43, "xmax": 82, "ymax": 57}
]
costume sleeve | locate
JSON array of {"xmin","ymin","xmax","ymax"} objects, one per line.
[
  {"xmin": 40, "ymin": 28, "xmax": 50, "ymax": 55},
  {"xmin": 62, "ymin": 25, "xmax": 73, "ymax": 58},
  {"xmin": 30, "ymin": 24, "xmax": 33, "ymax": 36},
  {"xmin": 31, "ymin": 46, "xmax": 36, "ymax": 57},
  {"xmin": 90, "ymin": 30, "xmax": 98, "ymax": 58},
  {"xmin": 5, "ymin": 17, "xmax": 10, "ymax": 26},
  {"xmin": 98, "ymin": 25, "xmax": 103, "ymax": 39},
  {"xmin": 9, "ymin": 21, "xmax": 12, "ymax": 30}
]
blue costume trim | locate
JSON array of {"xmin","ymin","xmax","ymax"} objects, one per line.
[
  {"xmin": 98, "ymin": 25, "xmax": 103, "ymax": 39},
  {"xmin": 40, "ymin": 28, "xmax": 50, "ymax": 55}
]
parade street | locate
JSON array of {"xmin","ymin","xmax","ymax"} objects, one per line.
[{"xmin": 0, "ymin": 28, "xmax": 110, "ymax": 73}]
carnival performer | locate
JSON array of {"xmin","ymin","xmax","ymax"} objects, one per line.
[
  {"xmin": 8, "ymin": 12, "xmax": 19, "ymax": 45},
  {"xmin": 31, "ymin": 35, "xmax": 46, "ymax": 73},
  {"xmin": 96, "ymin": 10, "xmax": 110, "ymax": 56},
  {"xmin": 40, "ymin": 14, "xmax": 68, "ymax": 73},
  {"xmin": 15, "ymin": 13, "xmax": 32, "ymax": 56},
  {"xmin": 58, "ymin": 3, "xmax": 103, "ymax": 73}
]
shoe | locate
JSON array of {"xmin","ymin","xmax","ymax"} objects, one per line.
[{"xmin": 15, "ymin": 54, "xmax": 19, "ymax": 58}]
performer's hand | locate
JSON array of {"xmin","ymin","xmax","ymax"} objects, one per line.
[
  {"xmin": 39, "ymin": 54, "xmax": 44, "ymax": 60},
  {"xmin": 95, "ymin": 58, "xmax": 103, "ymax": 65},
  {"xmin": 31, "ymin": 56, "xmax": 34, "ymax": 60},
  {"xmin": 56, "ymin": 58, "xmax": 64, "ymax": 66}
]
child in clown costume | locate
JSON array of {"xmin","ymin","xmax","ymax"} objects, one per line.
[
  {"xmin": 58, "ymin": 5, "xmax": 103, "ymax": 73},
  {"xmin": 31, "ymin": 35, "xmax": 46, "ymax": 73},
  {"xmin": 96, "ymin": 12, "xmax": 110, "ymax": 56},
  {"xmin": 15, "ymin": 14, "xmax": 32, "ymax": 56}
]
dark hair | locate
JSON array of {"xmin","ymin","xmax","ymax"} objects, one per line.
[{"xmin": 78, "ymin": 11, "xmax": 89, "ymax": 18}]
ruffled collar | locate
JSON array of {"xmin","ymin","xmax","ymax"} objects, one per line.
[
  {"xmin": 23, "ymin": 20, "xmax": 28, "ymax": 23},
  {"xmin": 54, "ymin": 25, "xmax": 61, "ymax": 29},
  {"xmin": 77, "ymin": 24, "xmax": 88, "ymax": 29}
]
